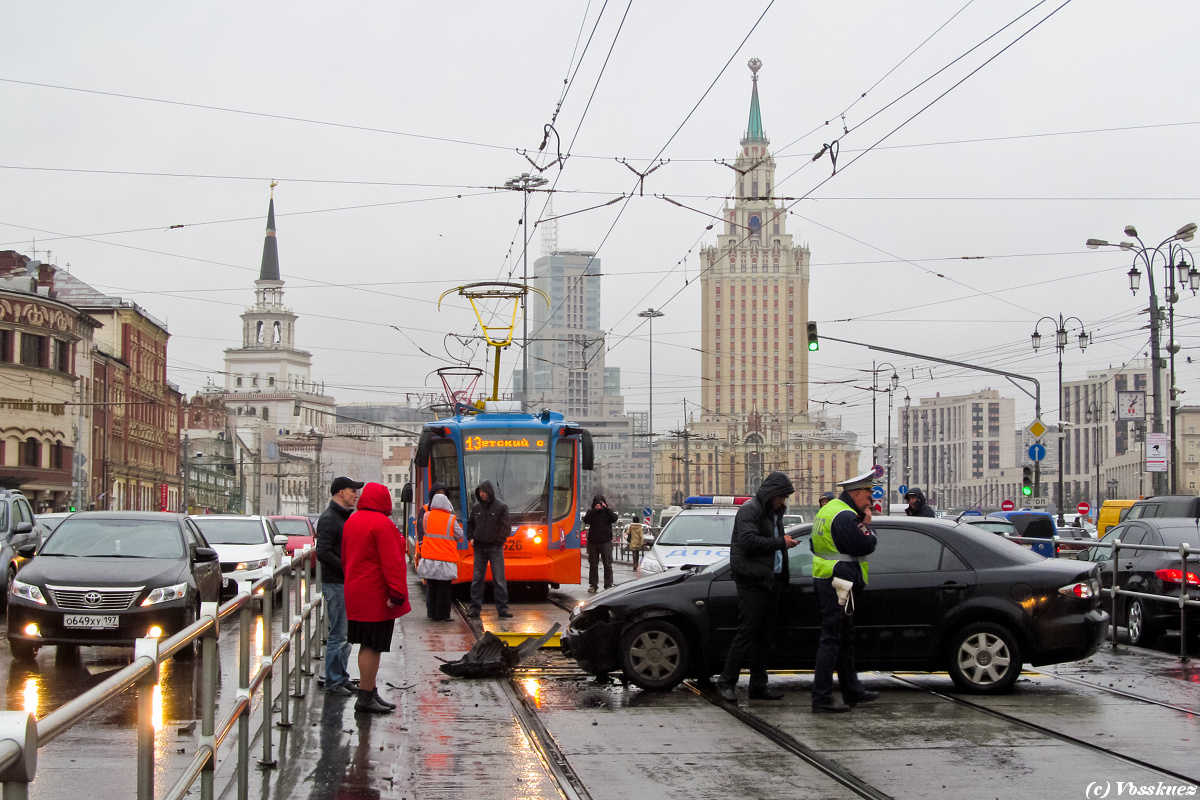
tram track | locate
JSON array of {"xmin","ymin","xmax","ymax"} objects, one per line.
[
  {"xmin": 1028, "ymin": 667, "xmax": 1200, "ymax": 715},
  {"xmin": 451, "ymin": 597, "xmax": 594, "ymax": 800},
  {"xmin": 888, "ymin": 675, "xmax": 1200, "ymax": 786}
]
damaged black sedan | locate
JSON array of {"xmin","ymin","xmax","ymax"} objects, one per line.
[{"xmin": 561, "ymin": 518, "xmax": 1108, "ymax": 694}]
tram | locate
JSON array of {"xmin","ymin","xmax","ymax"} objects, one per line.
[{"xmin": 403, "ymin": 400, "xmax": 593, "ymax": 591}]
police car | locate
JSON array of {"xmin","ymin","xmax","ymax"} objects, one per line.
[{"xmin": 637, "ymin": 496, "xmax": 749, "ymax": 576}]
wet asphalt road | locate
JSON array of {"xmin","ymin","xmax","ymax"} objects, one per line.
[{"xmin": 5, "ymin": 554, "xmax": 1200, "ymax": 799}]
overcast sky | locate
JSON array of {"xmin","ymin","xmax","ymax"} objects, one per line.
[{"xmin": 3, "ymin": 1, "xmax": 1198, "ymax": 455}]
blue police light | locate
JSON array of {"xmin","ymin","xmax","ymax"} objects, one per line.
[{"xmin": 683, "ymin": 496, "xmax": 751, "ymax": 507}]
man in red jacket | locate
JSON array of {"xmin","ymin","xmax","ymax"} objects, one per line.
[{"xmin": 341, "ymin": 482, "xmax": 411, "ymax": 714}]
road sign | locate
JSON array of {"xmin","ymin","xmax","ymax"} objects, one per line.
[
  {"xmin": 897, "ymin": 484, "xmax": 909, "ymax": 496},
  {"xmin": 1146, "ymin": 432, "xmax": 1169, "ymax": 472},
  {"xmin": 1077, "ymin": 501, "xmax": 1091, "ymax": 515},
  {"xmin": 1027, "ymin": 418, "xmax": 1047, "ymax": 439},
  {"xmin": 72, "ymin": 453, "xmax": 87, "ymax": 468},
  {"xmin": 1028, "ymin": 496, "xmax": 1048, "ymax": 508},
  {"xmin": 1028, "ymin": 443, "xmax": 1046, "ymax": 462},
  {"xmin": 871, "ymin": 486, "xmax": 885, "ymax": 500},
  {"xmin": 1001, "ymin": 499, "xmax": 1015, "ymax": 511},
  {"xmin": 871, "ymin": 464, "xmax": 885, "ymax": 479},
  {"xmin": 873, "ymin": 502, "xmax": 882, "ymax": 513}
]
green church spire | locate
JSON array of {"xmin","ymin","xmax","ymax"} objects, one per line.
[{"xmin": 743, "ymin": 58, "xmax": 768, "ymax": 144}]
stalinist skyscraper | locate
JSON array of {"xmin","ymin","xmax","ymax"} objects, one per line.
[{"xmin": 657, "ymin": 60, "xmax": 858, "ymax": 506}]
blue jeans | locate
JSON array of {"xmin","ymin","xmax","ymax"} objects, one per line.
[
  {"xmin": 322, "ymin": 583, "xmax": 351, "ymax": 688},
  {"xmin": 470, "ymin": 543, "xmax": 509, "ymax": 612}
]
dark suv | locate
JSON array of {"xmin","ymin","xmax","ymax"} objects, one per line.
[{"xmin": 1123, "ymin": 495, "xmax": 1200, "ymax": 521}]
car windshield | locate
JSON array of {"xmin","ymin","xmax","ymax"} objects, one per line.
[
  {"xmin": 968, "ymin": 521, "xmax": 1017, "ymax": 534},
  {"xmin": 953, "ymin": 523, "xmax": 1044, "ymax": 563},
  {"xmin": 193, "ymin": 519, "xmax": 268, "ymax": 545},
  {"xmin": 463, "ymin": 451, "xmax": 549, "ymax": 523},
  {"xmin": 272, "ymin": 519, "xmax": 311, "ymax": 536},
  {"xmin": 657, "ymin": 514, "xmax": 736, "ymax": 546},
  {"xmin": 42, "ymin": 519, "xmax": 184, "ymax": 559}
]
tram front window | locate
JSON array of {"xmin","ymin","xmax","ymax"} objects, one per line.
[{"xmin": 464, "ymin": 452, "xmax": 549, "ymax": 523}]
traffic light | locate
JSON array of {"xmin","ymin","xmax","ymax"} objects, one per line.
[
  {"xmin": 69, "ymin": 505, "xmax": 76, "ymax": 512},
  {"xmin": 806, "ymin": 321, "xmax": 819, "ymax": 352},
  {"xmin": 1021, "ymin": 466, "xmax": 1033, "ymax": 497}
]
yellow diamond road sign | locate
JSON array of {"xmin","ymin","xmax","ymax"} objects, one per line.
[{"xmin": 1027, "ymin": 418, "xmax": 1047, "ymax": 439}]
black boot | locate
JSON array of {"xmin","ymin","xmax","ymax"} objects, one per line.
[
  {"xmin": 355, "ymin": 688, "xmax": 392, "ymax": 714},
  {"xmin": 372, "ymin": 688, "xmax": 396, "ymax": 710}
]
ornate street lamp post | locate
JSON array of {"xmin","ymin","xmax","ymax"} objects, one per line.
[{"xmin": 1032, "ymin": 314, "xmax": 1089, "ymax": 524}]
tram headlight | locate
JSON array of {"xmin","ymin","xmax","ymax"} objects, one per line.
[{"xmin": 524, "ymin": 528, "xmax": 537, "ymax": 539}]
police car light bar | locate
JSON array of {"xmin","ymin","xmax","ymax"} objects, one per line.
[{"xmin": 684, "ymin": 496, "xmax": 751, "ymax": 507}]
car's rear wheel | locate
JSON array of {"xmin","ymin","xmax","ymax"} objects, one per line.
[
  {"xmin": 948, "ymin": 622, "xmax": 1022, "ymax": 694},
  {"xmin": 1126, "ymin": 599, "xmax": 1162, "ymax": 647},
  {"xmin": 9, "ymin": 639, "xmax": 39, "ymax": 662},
  {"xmin": 619, "ymin": 619, "xmax": 690, "ymax": 691}
]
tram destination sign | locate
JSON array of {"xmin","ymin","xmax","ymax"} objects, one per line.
[{"xmin": 463, "ymin": 429, "xmax": 549, "ymax": 452}]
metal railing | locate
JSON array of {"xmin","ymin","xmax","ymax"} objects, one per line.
[
  {"xmin": 1001, "ymin": 532, "xmax": 1198, "ymax": 659},
  {"xmin": 0, "ymin": 545, "xmax": 325, "ymax": 799}
]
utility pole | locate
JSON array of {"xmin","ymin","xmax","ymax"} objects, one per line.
[{"xmin": 182, "ymin": 433, "xmax": 190, "ymax": 514}]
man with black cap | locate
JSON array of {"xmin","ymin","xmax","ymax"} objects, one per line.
[
  {"xmin": 716, "ymin": 471, "xmax": 799, "ymax": 703},
  {"xmin": 316, "ymin": 476, "xmax": 363, "ymax": 696},
  {"xmin": 904, "ymin": 487, "xmax": 936, "ymax": 517},
  {"xmin": 810, "ymin": 470, "xmax": 880, "ymax": 712},
  {"xmin": 818, "ymin": 491, "xmax": 836, "ymax": 508}
]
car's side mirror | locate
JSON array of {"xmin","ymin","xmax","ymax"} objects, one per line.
[
  {"xmin": 272, "ymin": 535, "xmax": 289, "ymax": 546},
  {"xmin": 400, "ymin": 482, "xmax": 413, "ymax": 504},
  {"xmin": 1076, "ymin": 549, "xmax": 1091, "ymax": 562},
  {"xmin": 194, "ymin": 547, "xmax": 219, "ymax": 563},
  {"xmin": 15, "ymin": 543, "xmax": 37, "ymax": 559},
  {"xmin": 14, "ymin": 521, "xmax": 32, "ymax": 535}
]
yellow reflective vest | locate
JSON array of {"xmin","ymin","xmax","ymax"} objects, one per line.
[{"xmin": 812, "ymin": 498, "xmax": 869, "ymax": 583}]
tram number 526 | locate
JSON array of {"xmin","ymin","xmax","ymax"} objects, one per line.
[{"xmin": 503, "ymin": 538, "xmax": 523, "ymax": 552}]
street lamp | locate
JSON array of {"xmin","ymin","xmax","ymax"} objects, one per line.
[
  {"xmin": 885, "ymin": 384, "xmax": 910, "ymax": 515},
  {"xmin": 1032, "ymin": 313, "xmax": 1088, "ymax": 524},
  {"xmin": 1087, "ymin": 222, "xmax": 1197, "ymax": 494},
  {"xmin": 1085, "ymin": 400, "xmax": 1117, "ymax": 520},
  {"xmin": 637, "ymin": 308, "xmax": 664, "ymax": 509},
  {"xmin": 870, "ymin": 361, "xmax": 899, "ymax": 475},
  {"xmin": 503, "ymin": 172, "xmax": 550, "ymax": 408}
]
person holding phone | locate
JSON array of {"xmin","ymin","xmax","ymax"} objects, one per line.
[{"xmin": 583, "ymin": 495, "xmax": 619, "ymax": 593}]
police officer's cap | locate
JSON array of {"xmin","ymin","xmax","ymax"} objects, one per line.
[{"xmin": 837, "ymin": 471, "xmax": 880, "ymax": 492}]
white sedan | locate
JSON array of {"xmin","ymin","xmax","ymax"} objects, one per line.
[{"xmin": 190, "ymin": 516, "xmax": 288, "ymax": 599}]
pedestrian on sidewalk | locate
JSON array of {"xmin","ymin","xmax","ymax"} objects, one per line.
[
  {"xmin": 315, "ymin": 475, "xmax": 363, "ymax": 696},
  {"xmin": 626, "ymin": 520, "xmax": 645, "ymax": 569},
  {"xmin": 419, "ymin": 492, "xmax": 464, "ymax": 621},
  {"xmin": 342, "ymin": 482, "xmax": 410, "ymax": 714},
  {"xmin": 466, "ymin": 480, "xmax": 512, "ymax": 618},
  {"xmin": 583, "ymin": 495, "xmax": 619, "ymax": 592}
]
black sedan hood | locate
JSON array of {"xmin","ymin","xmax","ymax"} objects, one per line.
[
  {"xmin": 583, "ymin": 568, "xmax": 703, "ymax": 608},
  {"xmin": 19, "ymin": 556, "xmax": 187, "ymax": 588}
]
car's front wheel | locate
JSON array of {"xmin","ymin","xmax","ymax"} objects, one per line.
[
  {"xmin": 947, "ymin": 622, "xmax": 1022, "ymax": 694},
  {"xmin": 9, "ymin": 639, "xmax": 39, "ymax": 662},
  {"xmin": 619, "ymin": 619, "xmax": 690, "ymax": 691},
  {"xmin": 1126, "ymin": 599, "xmax": 1162, "ymax": 647}
]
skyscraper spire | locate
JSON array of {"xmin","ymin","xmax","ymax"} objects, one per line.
[
  {"xmin": 743, "ymin": 58, "xmax": 768, "ymax": 144},
  {"xmin": 259, "ymin": 194, "xmax": 280, "ymax": 282}
]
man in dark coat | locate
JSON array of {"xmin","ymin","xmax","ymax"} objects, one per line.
[
  {"xmin": 316, "ymin": 476, "xmax": 363, "ymax": 696},
  {"xmin": 466, "ymin": 480, "xmax": 512, "ymax": 618},
  {"xmin": 904, "ymin": 487, "xmax": 936, "ymax": 517},
  {"xmin": 583, "ymin": 494, "xmax": 619, "ymax": 593},
  {"xmin": 716, "ymin": 471, "xmax": 799, "ymax": 703}
]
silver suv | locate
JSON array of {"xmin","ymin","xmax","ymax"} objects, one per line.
[{"xmin": 0, "ymin": 490, "xmax": 40, "ymax": 596}]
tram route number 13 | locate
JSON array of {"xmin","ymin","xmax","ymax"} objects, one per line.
[{"xmin": 464, "ymin": 436, "xmax": 546, "ymax": 451}]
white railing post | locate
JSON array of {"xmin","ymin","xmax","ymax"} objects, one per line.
[
  {"xmin": 135, "ymin": 637, "xmax": 160, "ymax": 800},
  {"xmin": 0, "ymin": 711, "xmax": 38, "ymax": 800}
]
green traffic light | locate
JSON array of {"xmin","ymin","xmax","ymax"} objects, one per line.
[
  {"xmin": 1021, "ymin": 486, "xmax": 1032, "ymax": 497},
  {"xmin": 807, "ymin": 341, "xmax": 819, "ymax": 352}
]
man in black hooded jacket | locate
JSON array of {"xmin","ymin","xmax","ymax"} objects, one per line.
[
  {"xmin": 716, "ymin": 471, "xmax": 799, "ymax": 703},
  {"xmin": 466, "ymin": 480, "xmax": 512, "ymax": 618},
  {"xmin": 904, "ymin": 487, "xmax": 936, "ymax": 517},
  {"xmin": 583, "ymin": 494, "xmax": 619, "ymax": 593}
]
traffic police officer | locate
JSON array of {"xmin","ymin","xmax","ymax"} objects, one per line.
[{"xmin": 811, "ymin": 470, "xmax": 880, "ymax": 713}]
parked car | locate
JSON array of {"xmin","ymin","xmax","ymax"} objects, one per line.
[
  {"xmin": 563, "ymin": 518, "xmax": 1108, "ymax": 694},
  {"xmin": 189, "ymin": 516, "xmax": 287, "ymax": 599},
  {"xmin": 0, "ymin": 490, "xmax": 41, "ymax": 598},
  {"xmin": 1097, "ymin": 499, "xmax": 1136, "ymax": 538},
  {"xmin": 1124, "ymin": 495, "xmax": 1200, "ymax": 521},
  {"xmin": 268, "ymin": 515, "xmax": 316, "ymax": 555},
  {"xmin": 637, "ymin": 499, "xmax": 741, "ymax": 576},
  {"xmin": 6, "ymin": 512, "xmax": 222, "ymax": 660},
  {"xmin": 33, "ymin": 512, "xmax": 72, "ymax": 534},
  {"xmin": 958, "ymin": 516, "xmax": 1018, "ymax": 537},
  {"xmin": 1076, "ymin": 518, "xmax": 1200, "ymax": 647},
  {"xmin": 989, "ymin": 511, "xmax": 1058, "ymax": 557}
]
